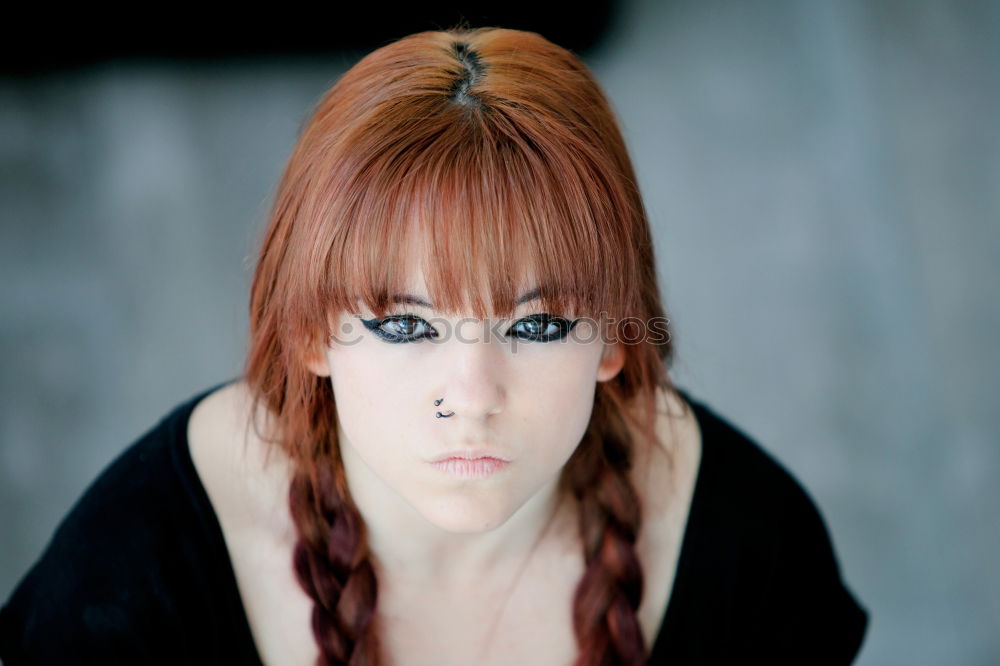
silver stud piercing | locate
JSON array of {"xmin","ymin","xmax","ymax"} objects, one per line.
[{"xmin": 435, "ymin": 397, "xmax": 455, "ymax": 418}]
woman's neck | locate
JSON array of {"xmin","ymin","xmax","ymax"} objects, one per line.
[{"xmin": 340, "ymin": 442, "xmax": 578, "ymax": 592}]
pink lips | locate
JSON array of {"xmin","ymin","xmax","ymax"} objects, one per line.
[{"xmin": 430, "ymin": 456, "xmax": 510, "ymax": 478}]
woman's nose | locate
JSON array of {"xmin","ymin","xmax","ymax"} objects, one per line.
[{"xmin": 435, "ymin": 320, "xmax": 506, "ymax": 420}]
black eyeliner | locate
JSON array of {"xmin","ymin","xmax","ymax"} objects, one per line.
[{"xmin": 356, "ymin": 315, "xmax": 419, "ymax": 344}]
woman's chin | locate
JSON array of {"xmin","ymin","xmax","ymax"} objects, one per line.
[{"xmin": 416, "ymin": 497, "xmax": 516, "ymax": 534}]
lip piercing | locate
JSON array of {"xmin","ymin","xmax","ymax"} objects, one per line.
[{"xmin": 435, "ymin": 397, "xmax": 455, "ymax": 418}]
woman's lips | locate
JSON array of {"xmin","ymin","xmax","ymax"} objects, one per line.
[{"xmin": 429, "ymin": 457, "xmax": 511, "ymax": 478}]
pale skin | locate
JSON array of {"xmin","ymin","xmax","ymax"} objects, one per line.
[
  {"xmin": 188, "ymin": 250, "xmax": 703, "ymax": 665},
  {"xmin": 307, "ymin": 290, "xmax": 622, "ymax": 585}
]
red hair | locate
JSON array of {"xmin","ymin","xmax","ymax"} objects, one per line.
[{"xmin": 243, "ymin": 25, "xmax": 681, "ymax": 665}]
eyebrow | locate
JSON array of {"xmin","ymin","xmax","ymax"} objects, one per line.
[{"xmin": 391, "ymin": 287, "xmax": 542, "ymax": 309}]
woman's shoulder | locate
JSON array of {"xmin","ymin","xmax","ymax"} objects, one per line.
[
  {"xmin": 676, "ymin": 388, "xmax": 848, "ymax": 549},
  {"xmin": 645, "ymin": 385, "xmax": 828, "ymax": 543},
  {"xmin": 0, "ymin": 380, "xmax": 251, "ymax": 665},
  {"xmin": 662, "ymin": 387, "xmax": 869, "ymax": 663},
  {"xmin": 186, "ymin": 378, "xmax": 297, "ymax": 544}
]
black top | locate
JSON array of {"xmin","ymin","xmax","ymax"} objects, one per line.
[{"xmin": 0, "ymin": 379, "xmax": 869, "ymax": 665}]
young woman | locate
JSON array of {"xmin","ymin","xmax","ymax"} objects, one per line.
[{"xmin": 0, "ymin": 27, "xmax": 868, "ymax": 665}]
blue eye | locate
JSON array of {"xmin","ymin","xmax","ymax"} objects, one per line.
[
  {"xmin": 358, "ymin": 314, "xmax": 437, "ymax": 344},
  {"xmin": 509, "ymin": 313, "xmax": 579, "ymax": 342},
  {"xmin": 356, "ymin": 313, "xmax": 579, "ymax": 344}
]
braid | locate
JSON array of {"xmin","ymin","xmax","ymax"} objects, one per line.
[
  {"xmin": 564, "ymin": 388, "xmax": 649, "ymax": 666},
  {"xmin": 287, "ymin": 439, "xmax": 383, "ymax": 665}
]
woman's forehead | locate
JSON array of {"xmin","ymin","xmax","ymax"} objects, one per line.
[
  {"xmin": 402, "ymin": 235, "xmax": 540, "ymax": 300},
  {"xmin": 345, "ymin": 261, "xmax": 548, "ymax": 318}
]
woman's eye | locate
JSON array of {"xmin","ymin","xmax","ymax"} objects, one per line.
[
  {"xmin": 358, "ymin": 314, "xmax": 437, "ymax": 344},
  {"xmin": 509, "ymin": 314, "xmax": 579, "ymax": 342}
]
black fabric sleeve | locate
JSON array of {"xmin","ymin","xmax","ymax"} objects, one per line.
[
  {"xmin": 648, "ymin": 392, "xmax": 871, "ymax": 664},
  {"xmin": 745, "ymin": 472, "xmax": 870, "ymax": 664},
  {"xmin": 0, "ymin": 440, "xmax": 181, "ymax": 666},
  {"xmin": 1, "ymin": 381, "xmax": 261, "ymax": 666},
  {"xmin": 0, "ymin": 583, "xmax": 175, "ymax": 666}
]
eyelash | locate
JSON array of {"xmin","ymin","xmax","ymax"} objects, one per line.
[{"xmin": 356, "ymin": 313, "xmax": 580, "ymax": 344}]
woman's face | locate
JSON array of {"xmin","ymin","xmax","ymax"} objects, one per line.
[{"xmin": 306, "ymin": 241, "xmax": 624, "ymax": 535}]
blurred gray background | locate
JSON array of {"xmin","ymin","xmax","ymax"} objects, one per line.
[{"xmin": 2, "ymin": 0, "xmax": 998, "ymax": 663}]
